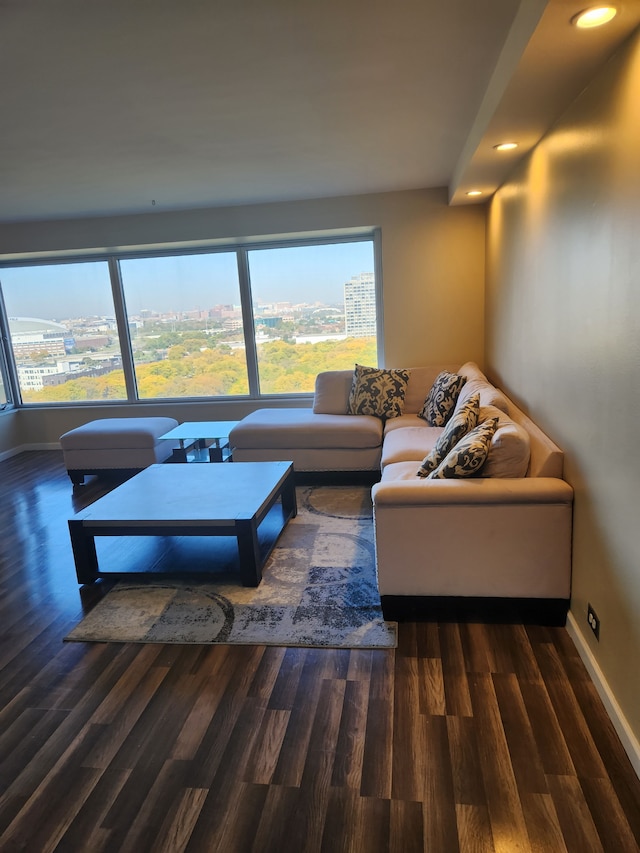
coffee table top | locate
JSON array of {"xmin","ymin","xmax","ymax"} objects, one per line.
[
  {"xmin": 74, "ymin": 461, "xmax": 293, "ymax": 527},
  {"xmin": 158, "ymin": 421, "xmax": 239, "ymax": 442}
]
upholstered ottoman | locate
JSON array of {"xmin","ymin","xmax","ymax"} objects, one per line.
[{"xmin": 60, "ymin": 417, "xmax": 179, "ymax": 485}]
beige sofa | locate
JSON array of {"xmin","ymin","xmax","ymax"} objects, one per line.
[{"xmin": 230, "ymin": 363, "xmax": 573, "ymax": 624}]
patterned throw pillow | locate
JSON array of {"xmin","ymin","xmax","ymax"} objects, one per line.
[
  {"xmin": 347, "ymin": 364, "xmax": 410, "ymax": 420},
  {"xmin": 416, "ymin": 393, "xmax": 480, "ymax": 477},
  {"xmin": 418, "ymin": 371, "xmax": 466, "ymax": 426},
  {"xmin": 426, "ymin": 416, "xmax": 499, "ymax": 479}
]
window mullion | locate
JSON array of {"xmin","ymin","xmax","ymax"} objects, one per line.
[
  {"xmin": 373, "ymin": 227, "xmax": 385, "ymax": 366},
  {"xmin": 0, "ymin": 282, "xmax": 19, "ymax": 406},
  {"xmin": 108, "ymin": 258, "xmax": 138, "ymax": 402},
  {"xmin": 237, "ymin": 249, "xmax": 260, "ymax": 397}
]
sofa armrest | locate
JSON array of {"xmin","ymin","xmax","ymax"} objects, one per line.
[
  {"xmin": 372, "ymin": 477, "xmax": 573, "ymax": 506},
  {"xmin": 372, "ymin": 477, "xmax": 573, "ymax": 599}
]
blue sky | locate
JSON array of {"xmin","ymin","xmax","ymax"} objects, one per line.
[{"xmin": 1, "ymin": 241, "xmax": 375, "ymax": 320}]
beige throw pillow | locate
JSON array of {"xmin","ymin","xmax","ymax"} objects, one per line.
[
  {"xmin": 418, "ymin": 371, "xmax": 466, "ymax": 426},
  {"xmin": 427, "ymin": 417, "xmax": 499, "ymax": 479},
  {"xmin": 417, "ymin": 393, "xmax": 480, "ymax": 477},
  {"xmin": 347, "ymin": 364, "xmax": 410, "ymax": 420}
]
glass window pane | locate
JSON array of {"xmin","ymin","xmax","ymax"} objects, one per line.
[
  {"xmin": 119, "ymin": 253, "xmax": 248, "ymax": 399},
  {"xmin": 1, "ymin": 262, "xmax": 126, "ymax": 403},
  {"xmin": 248, "ymin": 241, "xmax": 377, "ymax": 395}
]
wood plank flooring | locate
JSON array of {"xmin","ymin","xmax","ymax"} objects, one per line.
[{"xmin": 0, "ymin": 450, "xmax": 639, "ymax": 852}]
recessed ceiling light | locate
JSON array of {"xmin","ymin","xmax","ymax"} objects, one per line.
[
  {"xmin": 493, "ymin": 142, "xmax": 518, "ymax": 151},
  {"xmin": 571, "ymin": 6, "xmax": 617, "ymax": 28},
  {"xmin": 466, "ymin": 190, "xmax": 483, "ymax": 197}
]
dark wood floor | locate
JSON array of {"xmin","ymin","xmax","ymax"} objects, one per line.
[{"xmin": 0, "ymin": 451, "xmax": 639, "ymax": 853}]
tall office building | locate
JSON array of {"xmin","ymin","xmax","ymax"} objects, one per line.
[{"xmin": 344, "ymin": 272, "xmax": 376, "ymax": 337}]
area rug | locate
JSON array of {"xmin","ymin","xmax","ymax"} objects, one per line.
[{"xmin": 64, "ymin": 485, "xmax": 397, "ymax": 648}]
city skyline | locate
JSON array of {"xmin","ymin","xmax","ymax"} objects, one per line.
[
  {"xmin": 0, "ymin": 240, "xmax": 375, "ymax": 319},
  {"xmin": 7, "ymin": 286, "xmax": 368, "ymax": 328}
]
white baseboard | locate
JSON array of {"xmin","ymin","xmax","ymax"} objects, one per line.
[
  {"xmin": 0, "ymin": 444, "xmax": 26, "ymax": 462},
  {"xmin": 566, "ymin": 611, "xmax": 640, "ymax": 779},
  {"xmin": 0, "ymin": 442, "xmax": 60, "ymax": 462}
]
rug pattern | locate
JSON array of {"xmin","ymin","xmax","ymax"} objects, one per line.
[{"xmin": 65, "ymin": 485, "xmax": 397, "ymax": 648}]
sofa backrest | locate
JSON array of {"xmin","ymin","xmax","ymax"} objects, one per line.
[
  {"xmin": 313, "ymin": 365, "xmax": 565, "ymax": 480},
  {"xmin": 456, "ymin": 361, "xmax": 511, "ymax": 414},
  {"xmin": 402, "ymin": 365, "xmax": 459, "ymax": 413},
  {"xmin": 313, "ymin": 365, "xmax": 458, "ymax": 416},
  {"xmin": 502, "ymin": 396, "xmax": 565, "ymax": 478},
  {"xmin": 313, "ymin": 370, "xmax": 354, "ymax": 414}
]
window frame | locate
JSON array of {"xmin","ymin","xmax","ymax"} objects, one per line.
[
  {"xmin": 0, "ymin": 228, "xmax": 383, "ymax": 408},
  {"xmin": 0, "ymin": 275, "xmax": 22, "ymax": 411}
]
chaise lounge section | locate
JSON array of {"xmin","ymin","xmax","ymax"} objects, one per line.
[{"xmin": 229, "ymin": 406, "xmax": 383, "ymax": 473}]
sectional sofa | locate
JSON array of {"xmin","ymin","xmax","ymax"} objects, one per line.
[{"xmin": 230, "ymin": 363, "xmax": 573, "ymax": 624}]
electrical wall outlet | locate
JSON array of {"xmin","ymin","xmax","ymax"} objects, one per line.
[{"xmin": 587, "ymin": 603, "xmax": 600, "ymax": 640}]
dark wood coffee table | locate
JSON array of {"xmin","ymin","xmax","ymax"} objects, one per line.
[{"xmin": 68, "ymin": 461, "xmax": 296, "ymax": 587}]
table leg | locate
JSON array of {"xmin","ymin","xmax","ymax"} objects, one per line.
[
  {"xmin": 236, "ymin": 518, "xmax": 262, "ymax": 586},
  {"xmin": 281, "ymin": 467, "xmax": 298, "ymax": 519},
  {"xmin": 171, "ymin": 442, "xmax": 188, "ymax": 463},
  {"xmin": 68, "ymin": 520, "xmax": 100, "ymax": 584},
  {"xmin": 208, "ymin": 440, "xmax": 223, "ymax": 463}
]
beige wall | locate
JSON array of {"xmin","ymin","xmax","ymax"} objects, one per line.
[
  {"xmin": 486, "ymin": 30, "xmax": 640, "ymax": 741},
  {"xmin": 0, "ymin": 409, "xmax": 22, "ymax": 451},
  {"xmin": 0, "ymin": 187, "xmax": 485, "ymax": 449}
]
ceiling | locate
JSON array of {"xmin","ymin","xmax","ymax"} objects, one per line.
[{"xmin": 1, "ymin": 0, "xmax": 639, "ymax": 223}]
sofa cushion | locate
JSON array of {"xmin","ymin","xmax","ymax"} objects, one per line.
[
  {"xmin": 455, "ymin": 376, "xmax": 510, "ymax": 414},
  {"xmin": 418, "ymin": 371, "xmax": 466, "ymax": 426},
  {"xmin": 427, "ymin": 416, "xmax": 499, "ymax": 479},
  {"xmin": 383, "ymin": 413, "xmax": 426, "ymax": 434},
  {"xmin": 380, "ymin": 425, "xmax": 442, "ymax": 467},
  {"xmin": 457, "ymin": 361, "xmax": 488, "ymax": 383},
  {"xmin": 60, "ymin": 417, "xmax": 179, "ymax": 450},
  {"xmin": 380, "ymin": 460, "xmax": 430, "ymax": 482},
  {"xmin": 417, "ymin": 393, "xmax": 480, "ymax": 477},
  {"xmin": 230, "ymin": 408, "xmax": 383, "ymax": 450},
  {"xmin": 347, "ymin": 364, "xmax": 410, "ymax": 420},
  {"xmin": 455, "ymin": 361, "xmax": 511, "ymax": 412},
  {"xmin": 479, "ymin": 406, "xmax": 531, "ymax": 478},
  {"xmin": 313, "ymin": 370, "xmax": 353, "ymax": 415}
]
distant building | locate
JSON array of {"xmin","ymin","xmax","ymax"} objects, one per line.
[
  {"xmin": 223, "ymin": 317, "xmax": 243, "ymax": 331},
  {"xmin": 258, "ymin": 317, "xmax": 283, "ymax": 328},
  {"xmin": 8, "ymin": 317, "xmax": 68, "ymax": 359},
  {"xmin": 17, "ymin": 364, "xmax": 66, "ymax": 391},
  {"xmin": 73, "ymin": 335, "xmax": 110, "ymax": 351},
  {"xmin": 17, "ymin": 356, "xmax": 122, "ymax": 392},
  {"xmin": 209, "ymin": 305, "xmax": 239, "ymax": 320},
  {"xmin": 344, "ymin": 273, "xmax": 376, "ymax": 337}
]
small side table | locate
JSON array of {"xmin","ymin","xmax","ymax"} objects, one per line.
[{"xmin": 158, "ymin": 420, "xmax": 239, "ymax": 463}]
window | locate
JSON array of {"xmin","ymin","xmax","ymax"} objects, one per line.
[
  {"xmin": 0, "ymin": 232, "xmax": 380, "ymax": 405},
  {"xmin": 248, "ymin": 241, "xmax": 377, "ymax": 394},
  {"xmin": 0, "ymin": 262, "xmax": 126, "ymax": 403},
  {"xmin": 119, "ymin": 252, "xmax": 249, "ymax": 400}
]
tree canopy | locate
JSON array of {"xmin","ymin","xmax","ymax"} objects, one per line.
[{"xmin": 24, "ymin": 337, "xmax": 378, "ymax": 402}]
